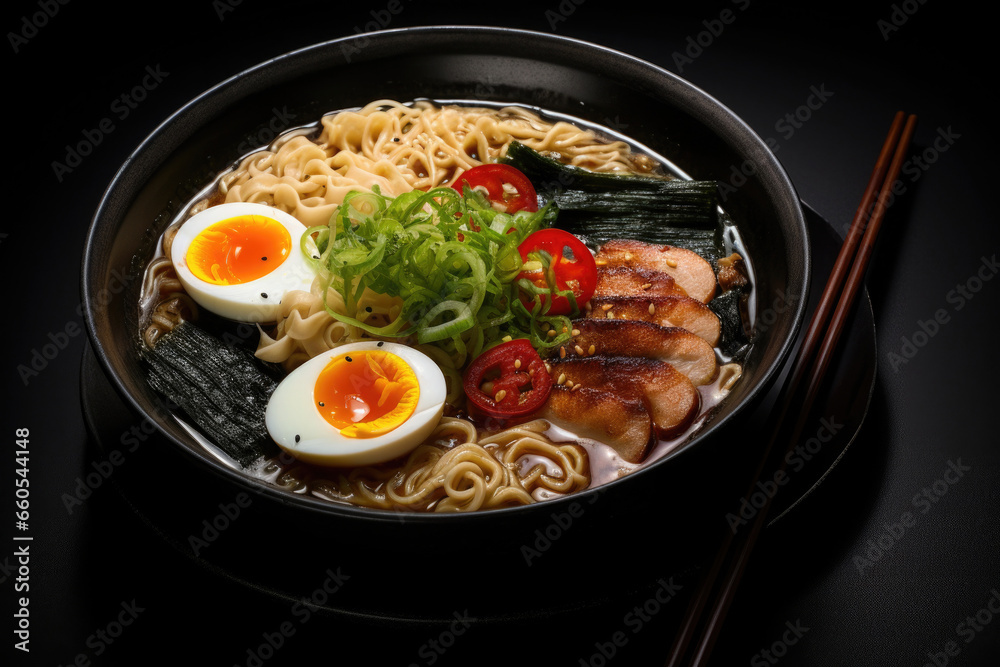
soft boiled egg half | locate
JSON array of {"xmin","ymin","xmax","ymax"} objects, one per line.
[
  {"xmin": 170, "ymin": 202, "xmax": 315, "ymax": 322},
  {"xmin": 265, "ymin": 341, "xmax": 448, "ymax": 467}
]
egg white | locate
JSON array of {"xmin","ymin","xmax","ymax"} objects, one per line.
[
  {"xmin": 265, "ymin": 342, "xmax": 447, "ymax": 467},
  {"xmin": 170, "ymin": 202, "xmax": 315, "ymax": 322}
]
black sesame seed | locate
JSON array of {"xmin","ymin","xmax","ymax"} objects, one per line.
[
  {"xmin": 345, "ymin": 356, "xmax": 352, "ymax": 362},
  {"xmin": 261, "ymin": 292, "xmax": 268, "ymax": 299},
  {"xmin": 377, "ymin": 341, "xmax": 384, "ymax": 347},
  {"xmin": 294, "ymin": 435, "xmax": 300, "ymax": 443},
  {"xmin": 318, "ymin": 401, "xmax": 325, "ymax": 407},
  {"xmin": 365, "ymin": 306, "xmax": 373, "ymax": 312},
  {"xmin": 393, "ymin": 137, "xmax": 400, "ymax": 142},
  {"xmin": 261, "ymin": 256, "xmax": 267, "ymax": 261}
]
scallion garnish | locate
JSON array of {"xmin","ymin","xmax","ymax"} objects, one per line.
[{"xmin": 306, "ymin": 184, "xmax": 558, "ymax": 368}]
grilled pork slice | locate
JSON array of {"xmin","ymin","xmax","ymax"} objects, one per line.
[
  {"xmin": 541, "ymin": 385, "xmax": 653, "ymax": 463},
  {"xmin": 595, "ymin": 239, "xmax": 718, "ymax": 304},
  {"xmin": 593, "ymin": 265, "xmax": 688, "ymax": 298},
  {"xmin": 586, "ymin": 295, "xmax": 721, "ymax": 347},
  {"xmin": 549, "ymin": 356, "xmax": 700, "ymax": 439},
  {"xmin": 564, "ymin": 318, "xmax": 717, "ymax": 386}
]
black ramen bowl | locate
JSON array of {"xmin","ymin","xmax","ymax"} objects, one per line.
[{"xmin": 82, "ymin": 26, "xmax": 809, "ymax": 622}]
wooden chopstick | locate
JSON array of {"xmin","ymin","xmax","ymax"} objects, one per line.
[{"xmin": 665, "ymin": 111, "xmax": 918, "ymax": 667}]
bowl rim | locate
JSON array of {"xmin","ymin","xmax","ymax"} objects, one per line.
[{"xmin": 82, "ymin": 25, "xmax": 810, "ymax": 525}]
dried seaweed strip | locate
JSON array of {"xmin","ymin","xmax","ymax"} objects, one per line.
[
  {"xmin": 141, "ymin": 322, "xmax": 281, "ymax": 467},
  {"xmin": 709, "ymin": 289, "xmax": 752, "ymax": 359}
]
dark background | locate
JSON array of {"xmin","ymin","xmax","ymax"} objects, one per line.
[{"xmin": 4, "ymin": 1, "xmax": 997, "ymax": 665}]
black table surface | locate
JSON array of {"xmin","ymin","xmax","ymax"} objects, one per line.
[{"xmin": 4, "ymin": 2, "xmax": 996, "ymax": 666}]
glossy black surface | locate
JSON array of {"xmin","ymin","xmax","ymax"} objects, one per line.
[{"xmin": 5, "ymin": 2, "xmax": 995, "ymax": 666}]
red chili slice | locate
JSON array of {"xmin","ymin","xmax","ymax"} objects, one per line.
[
  {"xmin": 517, "ymin": 228, "xmax": 598, "ymax": 315},
  {"xmin": 450, "ymin": 164, "xmax": 539, "ymax": 213},
  {"xmin": 463, "ymin": 339, "xmax": 552, "ymax": 419}
]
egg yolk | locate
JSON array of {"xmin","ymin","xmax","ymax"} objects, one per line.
[
  {"xmin": 186, "ymin": 215, "xmax": 291, "ymax": 285},
  {"xmin": 314, "ymin": 350, "xmax": 420, "ymax": 438}
]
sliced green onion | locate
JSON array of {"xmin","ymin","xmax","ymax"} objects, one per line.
[{"xmin": 302, "ymin": 183, "xmax": 555, "ymax": 367}]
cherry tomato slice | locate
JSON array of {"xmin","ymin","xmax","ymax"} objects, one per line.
[
  {"xmin": 450, "ymin": 164, "xmax": 539, "ymax": 213},
  {"xmin": 517, "ymin": 229, "xmax": 598, "ymax": 315},
  {"xmin": 463, "ymin": 339, "xmax": 552, "ymax": 419}
]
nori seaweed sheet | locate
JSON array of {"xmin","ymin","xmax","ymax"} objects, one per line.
[
  {"xmin": 709, "ymin": 288, "xmax": 753, "ymax": 358},
  {"xmin": 140, "ymin": 321, "xmax": 282, "ymax": 467},
  {"xmin": 501, "ymin": 141, "xmax": 723, "ymax": 259},
  {"xmin": 555, "ymin": 218, "xmax": 721, "ymax": 263}
]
